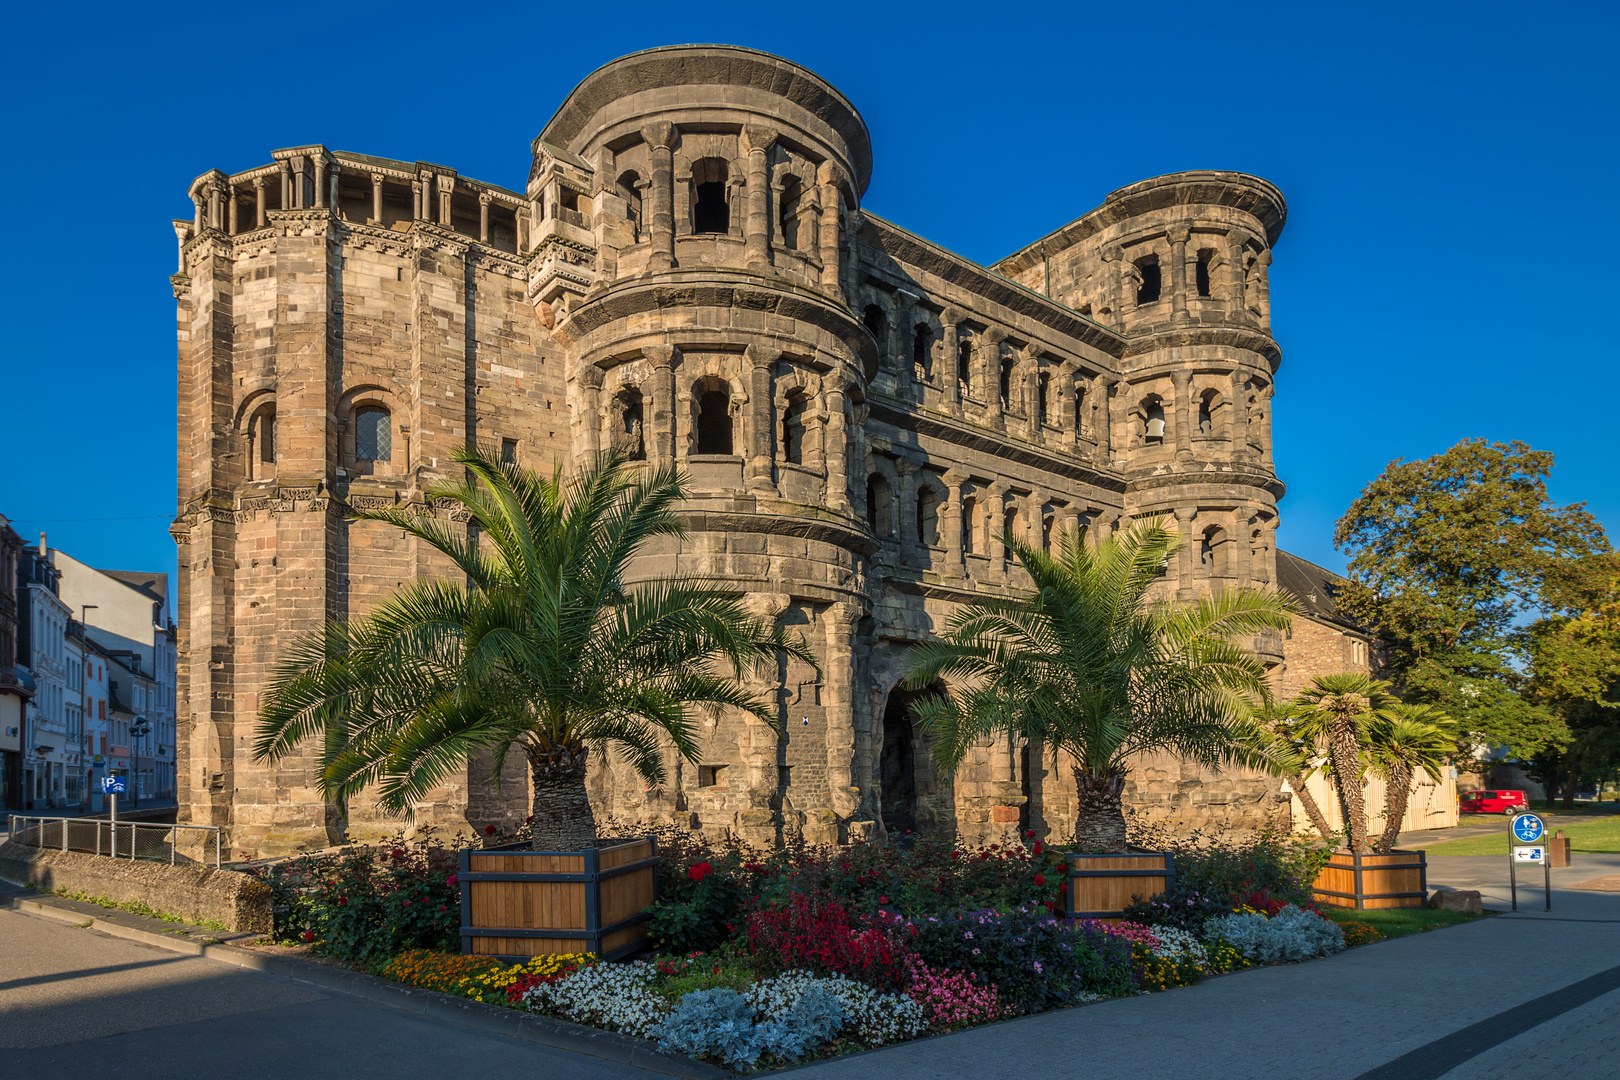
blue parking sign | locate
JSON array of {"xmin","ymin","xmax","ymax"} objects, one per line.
[{"xmin": 101, "ymin": 776, "xmax": 127, "ymax": 795}]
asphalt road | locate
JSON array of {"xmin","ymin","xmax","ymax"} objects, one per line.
[{"xmin": 0, "ymin": 906, "xmax": 652, "ymax": 1079}]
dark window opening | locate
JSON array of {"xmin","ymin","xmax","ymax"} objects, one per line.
[
  {"xmin": 917, "ymin": 486, "xmax": 940, "ymax": 547},
  {"xmin": 880, "ymin": 684, "xmax": 942, "ymax": 836},
  {"xmin": 782, "ymin": 395, "xmax": 807, "ymax": 465},
  {"xmin": 1074, "ymin": 387, "xmax": 1087, "ymax": 433},
  {"xmin": 863, "ymin": 305, "xmax": 888, "ymax": 365},
  {"xmin": 999, "ymin": 357, "xmax": 1013, "ymax": 409},
  {"xmin": 697, "ymin": 764, "xmax": 726, "ymax": 788},
  {"xmin": 1195, "ymin": 250, "xmax": 1214, "ymax": 297},
  {"xmin": 866, "ymin": 474, "xmax": 893, "ymax": 535},
  {"xmin": 1042, "ymin": 514, "xmax": 1055, "ymax": 551},
  {"xmin": 355, "ymin": 407, "xmax": 392, "ymax": 461},
  {"xmin": 962, "ymin": 496, "xmax": 977, "ymax": 554},
  {"xmin": 779, "ymin": 175, "xmax": 802, "ymax": 249},
  {"xmin": 957, "ymin": 338, "xmax": 973, "ymax": 389},
  {"xmin": 500, "ymin": 438, "xmax": 518, "ymax": 464},
  {"xmin": 1002, "ymin": 508, "xmax": 1019, "ymax": 560},
  {"xmin": 692, "ymin": 158, "xmax": 729, "ymax": 234},
  {"xmin": 617, "ymin": 390, "xmax": 646, "ymax": 460},
  {"xmin": 258, "ymin": 408, "xmax": 276, "ymax": 464},
  {"xmin": 695, "ymin": 383, "xmax": 732, "ymax": 455},
  {"xmin": 1136, "ymin": 259, "xmax": 1162, "ymax": 304},
  {"xmin": 1198, "ymin": 393, "xmax": 1214, "ymax": 436},
  {"xmin": 1036, "ymin": 372, "xmax": 1050, "ymax": 424},
  {"xmin": 1144, "ymin": 399, "xmax": 1166, "ymax": 444},
  {"xmin": 913, "ymin": 325, "xmax": 933, "ymax": 380}
]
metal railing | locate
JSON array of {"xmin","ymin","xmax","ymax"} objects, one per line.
[{"xmin": 6, "ymin": 815, "xmax": 223, "ymax": 868}]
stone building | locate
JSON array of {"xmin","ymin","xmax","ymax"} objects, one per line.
[{"xmin": 171, "ymin": 45, "xmax": 1344, "ymax": 858}]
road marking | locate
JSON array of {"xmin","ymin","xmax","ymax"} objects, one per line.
[{"xmin": 1352, "ymin": 963, "xmax": 1620, "ymax": 1079}]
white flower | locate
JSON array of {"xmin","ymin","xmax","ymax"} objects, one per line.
[
  {"xmin": 518, "ymin": 961, "xmax": 670, "ymax": 1037},
  {"xmin": 748, "ymin": 971, "xmax": 925, "ymax": 1046},
  {"xmin": 1148, "ymin": 926, "xmax": 1209, "ymax": 968}
]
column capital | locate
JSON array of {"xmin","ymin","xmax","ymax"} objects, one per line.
[
  {"xmin": 1171, "ymin": 369, "xmax": 1192, "ymax": 388},
  {"xmin": 942, "ymin": 469, "xmax": 967, "ymax": 488},
  {"xmin": 983, "ymin": 326, "xmax": 1006, "ymax": 345},
  {"xmin": 253, "ymin": 175, "xmax": 266, "ymax": 190},
  {"xmin": 478, "ymin": 190, "xmax": 493, "ymax": 206},
  {"xmin": 744, "ymin": 592, "xmax": 792, "ymax": 621},
  {"xmin": 370, "ymin": 172, "xmax": 383, "ymax": 188},
  {"xmin": 940, "ymin": 305, "xmax": 964, "ymax": 326},
  {"xmin": 640, "ymin": 121, "xmax": 678, "ymax": 150},
  {"xmin": 826, "ymin": 600, "xmax": 864, "ymax": 628},
  {"xmin": 742, "ymin": 126, "xmax": 779, "ymax": 155},
  {"xmin": 577, "ymin": 363, "xmax": 604, "ymax": 390},
  {"xmin": 643, "ymin": 344, "xmax": 678, "ymax": 370},
  {"xmin": 744, "ymin": 343, "xmax": 776, "ymax": 370},
  {"xmin": 1166, "ymin": 224, "xmax": 1192, "ymax": 245}
]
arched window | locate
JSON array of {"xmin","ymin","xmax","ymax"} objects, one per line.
[
  {"xmin": 691, "ymin": 158, "xmax": 729, "ymax": 234},
  {"xmin": 866, "ymin": 473, "xmax": 893, "ymax": 535},
  {"xmin": 246, "ymin": 402, "xmax": 276, "ymax": 480},
  {"xmin": 1195, "ymin": 249, "xmax": 1215, "ymax": 297},
  {"xmin": 1198, "ymin": 389, "xmax": 1218, "ymax": 437},
  {"xmin": 961, "ymin": 495, "xmax": 977, "ymax": 554},
  {"xmin": 917, "ymin": 486, "xmax": 940, "ymax": 547},
  {"xmin": 1143, "ymin": 397, "xmax": 1166, "ymax": 444},
  {"xmin": 1135, "ymin": 257, "xmax": 1161, "ymax": 304},
  {"xmin": 616, "ymin": 171, "xmax": 642, "ymax": 240},
  {"xmin": 355, "ymin": 407, "xmax": 392, "ymax": 462},
  {"xmin": 863, "ymin": 305, "xmax": 888, "ymax": 363},
  {"xmin": 1202, "ymin": 526, "xmax": 1229, "ymax": 576},
  {"xmin": 1074, "ymin": 385, "xmax": 1088, "ymax": 434},
  {"xmin": 1042, "ymin": 513, "xmax": 1055, "ymax": 552},
  {"xmin": 782, "ymin": 393, "xmax": 808, "ymax": 466},
  {"xmin": 693, "ymin": 378, "xmax": 732, "ymax": 455},
  {"xmin": 913, "ymin": 325, "xmax": 934, "ymax": 381},
  {"xmin": 614, "ymin": 388, "xmax": 645, "ymax": 460},
  {"xmin": 779, "ymin": 175, "xmax": 802, "ymax": 249}
]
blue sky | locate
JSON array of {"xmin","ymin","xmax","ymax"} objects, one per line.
[{"xmin": 2, "ymin": 2, "xmax": 1615, "ymax": 589}]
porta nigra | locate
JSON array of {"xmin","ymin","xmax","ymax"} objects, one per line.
[{"xmin": 170, "ymin": 45, "xmax": 1372, "ymax": 858}]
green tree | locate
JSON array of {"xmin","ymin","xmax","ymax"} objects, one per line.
[
  {"xmin": 1247, "ymin": 700, "xmax": 1337, "ymax": 844},
  {"xmin": 1293, "ymin": 674, "xmax": 1399, "ymax": 855},
  {"xmin": 1334, "ymin": 439, "xmax": 1607, "ymax": 762},
  {"xmin": 252, "ymin": 447, "xmax": 812, "ymax": 851},
  {"xmin": 1364, "ymin": 703, "xmax": 1455, "ymax": 854},
  {"xmin": 900, "ymin": 521, "xmax": 1294, "ymax": 853}
]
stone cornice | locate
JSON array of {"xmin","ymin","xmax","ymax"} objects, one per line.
[
  {"xmin": 1120, "ymin": 324, "xmax": 1282, "ymax": 371},
  {"xmin": 680, "ymin": 508, "xmax": 879, "ymax": 558},
  {"xmin": 1124, "ymin": 464, "xmax": 1285, "ymax": 502}
]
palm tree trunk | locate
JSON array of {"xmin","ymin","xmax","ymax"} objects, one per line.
[
  {"xmin": 1376, "ymin": 761, "xmax": 1413, "ymax": 854},
  {"xmin": 1289, "ymin": 772, "xmax": 1336, "ymax": 842},
  {"xmin": 530, "ymin": 747, "xmax": 598, "ymax": 851},
  {"xmin": 1329, "ymin": 717, "xmax": 1370, "ymax": 854},
  {"xmin": 1072, "ymin": 767, "xmax": 1128, "ymax": 853}
]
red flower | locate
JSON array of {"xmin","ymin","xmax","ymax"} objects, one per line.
[
  {"xmin": 301, "ymin": 930, "xmax": 314, "ymax": 942},
  {"xmin": 688, "ymin": 861, "xmax": 713, "ymax": 882},
  {"xmin": 403, "ymin": 899, "xmax": 412, "ymax": 907},
  {"xmin": 950, "ymin": 851, "xmax": 960, "ymax": 860},
  {"xmin": 337, "ymin": 896, "xmax": 347, "ymax": 906},
  {"xmin": 1034, "ymin": 874, "xmax": 1046, "ymax": 886},
  {"xmin": 525, "ymin": 815, "xmax": 533, "ymax": 823},
  {"xmin": 1026, "ymin": 830, "xmax": 1036, "ymax": 838},
  {"xmin": 1032, "ymin": 843, "xmax": 1043, "ymax": 855},
  {"xmin": 879, "ymin": 895, "xmax": 889, "ymax": 905},
  {"xmin": 390, "ymin": 849, "xmax": 404, "ymax": 860},
  {"xmin": 446, "ymin": 874, "xmax": 458, "ymax": 887},
  {"xmin": 439, "ymin": 905, "xmax": 447, "ymax": 913}
]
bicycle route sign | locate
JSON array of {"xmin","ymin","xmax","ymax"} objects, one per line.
[{"xmin": 1511, "ymin": 813, "xmax": 1545, "ymax": 844}]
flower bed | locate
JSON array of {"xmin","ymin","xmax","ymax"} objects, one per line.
[{"xmin": 272, "ymin": 825, "xmax": 1389, "ymax": 1072}]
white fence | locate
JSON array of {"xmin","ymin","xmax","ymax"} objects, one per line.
[{"xmin": 7, "ymin": 816, "xmax": 223, "ymax": 868}]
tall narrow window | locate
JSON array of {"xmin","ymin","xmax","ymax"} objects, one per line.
[
  {"xmin": 1195, "ymin": 249, "xmax": 1214, "ymax": 297},
  {"xmin": 1143, "ymin": 398, "xmax": 1166, "ymax": 444},
  {"xmin": 782, "ymin": 394, "xmax": 807, "ymax": 465},
  {"xmin": 616, "ymin": 171, "xmax": 642, "ymax": 240},
  {"xmin": 1002, "ymin": 507, "xmax": 1019, "ymax": 557},
  {"xmin": 866, "ymin": 474, "xmax": 893, "ymax": 535},
  {"xmin": 355, "ymin": 407, "xmax": 392, "ymax": 461},
  {"xmin": 1198, "ymin": 391, "xmax": 1215, "ymax": 436},
  {"xmin": 1074, "ymin": 386, "xmax": 1088, "ymax": 434},
  {"xmin": 957, "ymin": 337, "xmax": 973, "ymax": 391},
  {"xmin": 692, "ymin": 158, "xmax": 729, "ymax": 234},
  {"xmin": 258, "ymin": 407, "xmax": 276, "ymax": 465},
  {"xmin": 616, "ymin": 389, "xmax": 645, "ymax": 460},
  {"xmin": 500, "ymin": 438, "xmax": 518, "ymax": 465},
  {"xmin": 913, "ymin": 325, "xmax": 934, "ymax": 381},
  {"xmin": 864, "ymin": 305, "xmax": 888, "ymax": 366},
  {"xmin": 917, "ymin": 486, "xmax": 940, "ymax": 547},
  {"xmin": 961, "ymin": 496, "xmax": 977, "ymax": 554},
  {"xmin": 693, "ymin": 378, "xmax": 732, "ymax": 455},
  {"xmin": 1135, "ymin": 258, "xmax": 1161, "ymax": 304},
  {"xmin": 1036, "ymin": 372, "xmax": 1050, "ymax": 424},
  {"xmin": 779, "ymin": 175, "xmax": 802, "ymax": 249},
  {"xmin": 999, "ymin": 356, "xmax": 1013, "ymax": 410}
]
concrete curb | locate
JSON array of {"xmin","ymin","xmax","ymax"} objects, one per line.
[{"xmin": 4, "ymin": 892, "xmax": 726, "ymax": 1080}]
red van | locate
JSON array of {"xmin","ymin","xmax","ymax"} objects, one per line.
[{"xmin": 1459, "ymin": 790, "xmax": 1530, "ymax": 815}]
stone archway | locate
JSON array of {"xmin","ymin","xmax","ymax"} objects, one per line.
[{"xmin": 879, "ymin": 682, "xmax": 944, "ymax": 837}]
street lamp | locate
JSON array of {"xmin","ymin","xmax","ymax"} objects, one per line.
[{"xmin": 130, "ymin": 716, "xmax": 150, "ymax": 808}]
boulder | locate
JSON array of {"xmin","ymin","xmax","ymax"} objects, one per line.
[{"xmin": 1427, "ymin": 889, "xmax": 1484, "ymax": 914}]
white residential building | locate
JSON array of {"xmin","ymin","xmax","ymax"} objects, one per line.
[{"xmin": 19, "ymin": 537, "xmax": 70, "ymax": 810}]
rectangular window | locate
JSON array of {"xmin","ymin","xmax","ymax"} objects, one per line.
[
  {"xmin": 697, "ymin": 765, "xmax": 726, "ymax": 788},
  {"xmin": 501, "ymin": 438, "xmax": 519, "ymax": 465}
]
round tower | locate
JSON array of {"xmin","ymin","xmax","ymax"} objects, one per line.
[
  {"xmin": 1091, "ymin": 172, "xmax": 1287, "ymax": 649},
  {"xmin": 532, "ymin": 46, "xmax": 880, "ymax": 845}
]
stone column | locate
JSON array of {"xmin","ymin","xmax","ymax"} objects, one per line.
[
  {"xmin": 1097, "ymin": 378, "xmax": 1116, "ymax": 460},
  {"xmin": 191, "ymin": 194, "xmax": 204, "ymax": 232},
  {"xmin": 1259, "ymin": 383, "xmax": 1274, "ymax": 465},
  {"xmin": 1176, "ymin": 506, "xmax": 1197, "ymax": 600},
  {"xmin": 313, "ymin": 156, "xmax": 326, "ymax": 209},
  {"xmin": 823, "ymin": 378, "xmax": 852, "ymax": 515},
  {"xmin": 172, "ymin": 221, "xmax": 189, "ymax": 273},
  {"xmin": 1023, "ymin": 347, "xmax": 1042, "ymax": 439},
  {"xmin": 1100, "ymin": 245, "xmax": 1124, "ymax": 326},
  {"xmin": 1255, "ymin": 249, "xmax": 1273, "ymax": 332},
  {"xmin": 1168, "ymin": 225, "xmax": 1190, "ymax": 323},
  {"xmin": 940, "ymin": 308, "xmax": 962, "ymax": 414},
  {"xmin": 645, "ymin": 345, "xmax": 678, "ymax": 464},
  {"xmin": 1172, "ymin": 370, "xmax": 1193, "ymax": 462},
  {"xmin": 747, "ymin": 345, "xmax": 775, "ymax": 493},
  {"xmin": 371, "ymin": 174, "xmax": 383, "ymax": 223},
  {"xmin": 641, "ymin": 122, "xmax": 678, "ymax": 272},
  {"xmin": 1026, "ymin": 490, "xmax": 1045, "ymax": 552},
  {"xmin": 986, "ymin": 482, "xmax": 1007, "ymax": 582},
  {"xmin": 254, "ymin": 177, "xmax": 266, "ymax": 228},
  {"xmin": 817, "ymin": 162, "xmax": 844, "ymax": 303},
  {"xmin": 279, "ymin": 160, "xmax": 292, "ymax": 210},
  {"xmin": 1235, "ymin": 505, "xmax": 1256, "ymax": 585},
  {"xmin": 327, "ymin": 161, "xmax": 340, "ymax": 213},
  {"xmin": 942, "ymin": 471, "xmax": 966, "ymax": 578},
  {"xmin": 824, "ymin": 601, "xmax": 864, "ymax": 824},
  {"xmin": 983, "ymin": 329, "xmax": 1006, "ymax": 430},
  {"xmin": 479, "ymin": 192, "xmax": 491, "ymax": 243},
  {"xmin": 1228, "ymin": 369, "xmax": 1247, "ymax": 449},
  {"xmin": 1061, "ymin": 505, "xmax": 1083, "ymax": 549},
  {"xmin": 742, "ymin": 126, "xmax": 778, "ymax": 269},
  {"xmin": 226, "ymin": 186, "xmax": 238, "ymax": 235},
  {"xmin": 895, "ymin": 460, "xmax": 920, "ymax": 565},
  {"xmin": 577, "ymin": 364, "xmax": 604, "ymax": 458},
  {"xmin": 437, "ymin": 175, "xmax": 455, "ymax": 225},
  {"xmin": 1224, "ymin": 231, "xmax": 1248, "ymax": 319},
  {"xmin": 889, "ymin": 292, "xmax": 912, "ymax": 398},
  {"xmin": 411, "ymin": 180, "xmax": 423, "ymax": 221}
]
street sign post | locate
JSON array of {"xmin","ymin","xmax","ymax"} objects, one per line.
[
  {"xmin": 1508, "ymin": 813, "xmax": 1551, "ymax": 912},
  {"xmin": 100, "ymin": 776, "xmax": 127, "ymax": 855}
]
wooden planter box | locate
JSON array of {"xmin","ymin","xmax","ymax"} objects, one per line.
[
  {"xmin": 458, "ymin": 837, "xmax": 660, "ymax": 962},
  {"xmin": 1063, "ymin": 849, "xmax": 1175, "ymax": 922},
  {"xmin": 1312, "ymin": 849, "xmax": 1427, "ymax": 910}
]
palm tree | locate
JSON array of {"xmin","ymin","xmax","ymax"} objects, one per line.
[
  {"xmin": 1294, "ymin": 674, "xmax": 1399, "ymax": 855},
  {"xmin": 901, "ymin": 521, "xmax": 1295, "ymax": 853},
  {"xmin": 1248, "ymin": 700, "xmax": 1338, "ymax": 844},
  {"xmin": 252, "ymin": 446, "xmax": 813, "ymax": 851},
  {"xmin": 1365, "ymin": 703, "xmax": 1455, "ymax": 854}
]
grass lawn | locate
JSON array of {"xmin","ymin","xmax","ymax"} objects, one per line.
[
  {"xmin": 1319, "ymin": 904, "xmax": 1481, "ymax": 937},
  {"xmin": 1424, "ymin": 811, "xmax": 1620, "ymax": 856}
]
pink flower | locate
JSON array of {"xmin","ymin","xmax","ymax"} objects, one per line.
[{"xmin": 446, "ymin": 874, "xmax": 459, "ymax": 887}]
